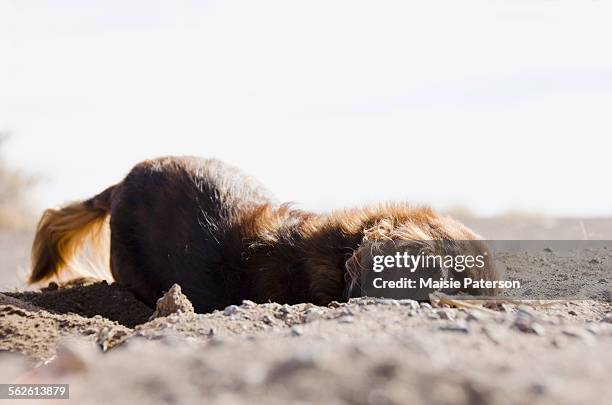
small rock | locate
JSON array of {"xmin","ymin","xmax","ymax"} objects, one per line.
[
  {"xmin": 568, "ymin": 310, "xmax": 578, "ymax": 316},
  {"xmin": 241, "ymin": 300, "xmax": 257, "ymax": 309},
  {"xmin": 543, "ymin": 247, "xmax": 553, "ymax": 253},
  {"xmin": 436, "ymin": 309, "xmax": 455, "ymax": 320},
  {"xmin": 348, "ymin": 297, "xmax": 376, "ymax": 306},
  {"xmin": 438, "ymin": 321, "xmax": 470, "ymax": 333},
  {"xmin": 375, "ymin": 298, "xmax": 400, "ymax": 306},
  {"xmin": 427, "ymin": 312, "xmax": 440, "ymax": 320},
  {"xmin": 261, "ymin": 314, "xmax": 275, "ymax": 325},
  {"xmin": 466, "ymin": 310, "xmax": 483, "ymax": 322},
  {"xmin": 397, "ymin": 299, "xmax": 420, "ymax": 310},
  {"xmin": 149, "ymin": 284, "xmax": 194, "ymax": 320},
  {"xmin": 290, "ymin": 326, "xmax": 303, "ymax": 336},
  {"xmin": 96, "ymin": 327, "xmax": 129, "ymax": 351},
  {"xmin": 223, "ymin": 305, "xmax": 239, "ymax": 316},
  {"xmin": 601, "ymin": 313, "xmax": 612, "ymax": 324},
  {"xmin": 517, "ymin": 305, "xmax": 534, "ymax": 317},
  {"xmin": 529, "ymin": 323, "xmax": 546, "ymax": 336},
  {"xmin": 514, "ymin": 317, "xmax": 545, "ymax": 335}
]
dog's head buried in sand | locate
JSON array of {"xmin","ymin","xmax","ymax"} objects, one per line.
[{"xmin": 29, "ymin": 156, "xmax": 500, "ymax": 313}]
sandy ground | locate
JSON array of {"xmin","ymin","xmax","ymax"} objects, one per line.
[
  {"xmin": 0, "ymin": 229, "xmax": 32, "ymax": 290},
  {"xmin": 1, "ymin": 218, "xmax": 611, "ymax": 405}
]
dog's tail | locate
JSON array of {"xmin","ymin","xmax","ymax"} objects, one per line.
[{"xmin": 29, "ymin": 185, "xmax": 117, "ymax": 284}]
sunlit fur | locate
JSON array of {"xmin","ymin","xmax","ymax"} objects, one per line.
[{"xmin": 30, "ymin": 186, "xmax": 114, "ymax": 284}]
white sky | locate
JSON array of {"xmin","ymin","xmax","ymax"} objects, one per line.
[{"xmin": 1, "ymin": 0, "xmax": 611, "ymax": 217}]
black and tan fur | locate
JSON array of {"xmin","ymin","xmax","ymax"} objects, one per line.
[{"xmin": 30, "ymin": 156, "xmax": 498, "ymax": 312}]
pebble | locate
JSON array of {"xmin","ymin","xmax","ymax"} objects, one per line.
[
  {"xmin": 529, "ymin": 323, "xmax": 546, "ymax": 336},
  {"xmin": 223, "ymin": 305, "xmax": 239, "ymax": 316},
  {"xmin": 514, "ymin": 317, "xmax": 545, "ymax": 336},
  {"xmin": 438, "ymin": 321, "xmax": 470, "ymax": 333},
  {"xmin": 397, "ymin": 299, "xmax": 420, "ymax": 310},
  {"xmin": 261, "ymin": 314, "xmax": 275, "ymax": 325},
  {"xmin": 241, "ymin": 300, "xmax": 257, "ymax": 309},
  {"xmin": 466, "ymin": 310, "xmax": 483, "ymax": 322},
  {"xmin": 436, "ymin": 309, "xmax": 455, "ymax": 320},
  {"xmin": 516, "ymin": 305, "xmax": 534, "ymax": 317},
  {"xmin": 348, "ymin": 297, "xmax": 377, "ymax": 306},
  {"xmin": 375, "ymin": 298, "xmax": 400, "ymax": 306},
  {"xmin": 96, "ymin": 327, "xmax": 128, "ymax": 351}
]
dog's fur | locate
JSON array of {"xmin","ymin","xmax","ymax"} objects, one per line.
[{"xmin": 30, "ymin": 156, "xmax": 499, "ymax": 312}]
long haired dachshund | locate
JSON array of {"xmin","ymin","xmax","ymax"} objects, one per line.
[{"xmin": 30, "ymin": 156, "xmax": 498, "ymax": 312}]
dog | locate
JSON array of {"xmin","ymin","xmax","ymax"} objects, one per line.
[{"xmin": 30, "ymin": 156, "xmax": 499, "ymax": 312}]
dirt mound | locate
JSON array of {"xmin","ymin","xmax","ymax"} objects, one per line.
[{"xmin": 4, "ymin": 282, "xmax": 152, "ymax": 328}]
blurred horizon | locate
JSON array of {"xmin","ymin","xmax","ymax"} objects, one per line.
[{"xmin": 1, "ymin": 0, "xmax": 611, "ymax": 218}]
